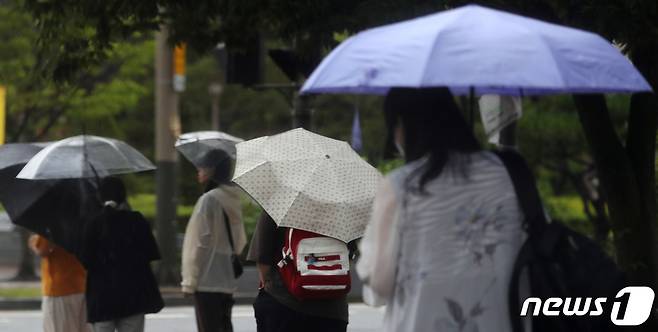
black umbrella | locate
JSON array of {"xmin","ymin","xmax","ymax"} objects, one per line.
[
  {"xmin": 13, "ymin": 176, "xmax": 100, "ymax": 257},
  {"xmin": 0, "ymin": 143, "xmax": 53, "ymax": 222},
  {"xmin": 0, "ymin": 143, "xmax": 101, "ymax": 257}
]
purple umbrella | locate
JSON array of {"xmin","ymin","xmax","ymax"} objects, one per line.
[{"xmin": 301, "ymin": 4, "xmax": 652, "ymax": 96}]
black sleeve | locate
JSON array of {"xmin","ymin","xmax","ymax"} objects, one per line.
[
  {"xmin": 246, "ymin": 212, "xmax": 280, "ymax": 266},
  {"xmin": 80, "ymin": 214, "xmax": 101, "ymax": 270},
  {"xmin": 134, "ymin": 212, "xmax": 161, "ymax": 262}
]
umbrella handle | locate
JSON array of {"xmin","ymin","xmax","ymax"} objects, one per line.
[
  {"xmin": 469, "ymin": 86, "xmax": 475, "ymax": 130},
  {"xmin": 80, "ymin": 130, "xmax": 101, "ymax": 186}
]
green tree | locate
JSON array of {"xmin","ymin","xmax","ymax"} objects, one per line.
[
  {"xmin": 517, "ymin": 96, "xmax": 630, "ymax": 246},
  {"xmin": 1, "ymin": 0, "xmax": 155, "ymax": 279}
]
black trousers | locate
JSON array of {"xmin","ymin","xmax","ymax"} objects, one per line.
[
  {"xmin": 253, "ymin": 290, "xmax": 348, "ymax": 332},
  {"xmin": 194, "ymin": 292, "xmax": 234, "ymax": 332}
]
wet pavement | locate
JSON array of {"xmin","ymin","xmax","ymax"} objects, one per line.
[{"xmin": 0, "ymin": 303, "xmax": 386, "ymax": 332}]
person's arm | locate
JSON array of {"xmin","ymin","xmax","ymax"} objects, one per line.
[
  {"xmin": 181, "ymin": 195, "xmax": 214, "ymax": 293},
  {"xmin": 257, "ymin": 263, "xmax": 271, "ymax": 289},
  {"xmin": 356, "ymin": 178, "xmax": 400, "ymax": 304},
  {"xmin": 80, "ymin": 214, "xmax": 101, "ymax": 270},
  {"xmin": 137, "ymin": 212, "xmax": 161, "ymax": 261},
  {"xmin": 246, "ymin": 213, "xmax": 279, "ymax": 289},
  {"xmin": 28, "ymin": 234, "xmax": 53, "ymax": 257}
]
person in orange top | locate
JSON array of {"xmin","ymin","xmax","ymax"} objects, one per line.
[{"xmin": 29, "ymin": 234, "xmax": 91, "ymax": 332}]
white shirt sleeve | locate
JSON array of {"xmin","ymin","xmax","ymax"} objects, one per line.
[
  {"xmin": 181, "ymin": 194, "xmax": 213, "ymax": 293},
  {"xmin": 356, "ymin": 177, "xmax": 400, "ymax": 306}
]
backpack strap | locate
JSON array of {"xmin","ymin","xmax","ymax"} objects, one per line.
[
  {"xmin": 277, "ymin": 229, "xmax": 294, "ymax": 268},
  {"xmin": 222, "ymin": 209, "xmax": 236, "ymax": 252},
  {"xmin": 493, "ymin": 149, "xmax": 548, "ymax": 232},
  {"xmin": 493, "ymin": 149, "xmax": 549, "ymax": 332}
]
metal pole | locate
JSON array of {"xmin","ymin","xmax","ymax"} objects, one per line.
[
  {"xmin": 154, "ymin": 26, "xmax": 180, "ymax": 285},
  {"xmin": 469, "ymin": 86, "xmax": 475, "ymax": 130},
  {"xmin": 208, "ymin": 83, "xmax": 223, "ymax": 130}
]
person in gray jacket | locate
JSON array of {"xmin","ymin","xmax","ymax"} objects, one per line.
[{"xmin": 181, "ymin": 150, "xmax": 247, "ymax": 332}]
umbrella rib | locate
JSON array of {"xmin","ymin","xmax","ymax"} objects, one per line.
[
  {"xmin": 94, "ymin": 136, "xmax": 154, "ymax": 172},
  {"xmin": 94, "ymin": 136, "xmax": 133, "ymax": 165},
  {"xmin": 277, "ymin": 159, "xmax": 326, "ymax": 225},
  {"xmin": 534, "ymin": 33, "xmax": 568, "ymax": 90},
  {"xmin": 420, "ymin": 9, "xmax": 469, "ymax": 85}
]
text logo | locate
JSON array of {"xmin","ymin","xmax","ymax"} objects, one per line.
[
  {"xmin": 610, "ymin": 287, "xmax": 654, "ymax": 326},
  {"xmin": 520, "ymin": 287, "xmax": 655, "ymax": 326}
]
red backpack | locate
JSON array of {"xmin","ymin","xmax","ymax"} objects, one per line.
[{"xmin": 277, "ymin": 228, "xmax": 351, "ymax": 300}]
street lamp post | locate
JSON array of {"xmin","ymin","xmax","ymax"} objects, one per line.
[{"xmin": 208, "ymin": 83, "xmax": 223, "ymax": 130}]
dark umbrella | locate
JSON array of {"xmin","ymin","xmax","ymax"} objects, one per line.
[
  {"xmin": 0, "ymin": 143, "xmax": 100, "ymax": 257},
  {"xmin": 13, "ymin": 176, "xmax": 100, "ymax": 257},
  {"xmin": 0, "ymin": 143, "xmax": 54, "ymax": 222}
]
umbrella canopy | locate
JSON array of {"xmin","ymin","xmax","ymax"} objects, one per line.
[
  {"xmin": 0, "ymin": 142, "xmax": 100, "ymax": 256},
  {"xmin": 232, "ymin": 128, "xmax": 382, "ymax": 243},
  {"xmin": 0, "ymin": 143, "xmax": 53, "ymax": 221},
  {"xmin": 0, "ymin": 164, "xmax": 100, "ymax": 257},
  {"xmin": 175, "ymin": 131, "xmax": 243, "ymax": 167},
  {"xmin": 17, "ymin": 135, "xmax": 155, "ymax": 180},
  {"xmin": 301, "ymin": 4, "xmax": 652, "ymax": 96},
  {"xmin": 0, "ymin": 142, "xmax": 49, "ymax": 170}
]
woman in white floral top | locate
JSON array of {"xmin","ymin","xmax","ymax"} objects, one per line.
[{"xmin": 357, "ymin": 87, "xmax": 526, "ymax": 332}]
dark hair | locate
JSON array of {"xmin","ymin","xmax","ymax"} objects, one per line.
[
  {"xmin": 99, "ymin": 176, "xmax": 127, "ymax": 204},
  {"xmin": 199, "ymin": 149, "xmax": 233, "ymax": 192},
  {"xmin": 384, "ymin": 87, "xmax": 481, "ymax": 192}
]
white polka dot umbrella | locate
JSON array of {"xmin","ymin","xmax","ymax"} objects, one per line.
[{"xmin": 232, "ymin": 128, "xmax": 382, "ymax": 243}]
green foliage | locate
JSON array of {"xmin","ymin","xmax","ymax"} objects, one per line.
[
  {"xmin": 0, "ymin": 287, "xmax": 41, "ymax": 298},
  {"xmin": 127, "ymin": 193, "xmax": 157, "ymax": 220},
  {"xmin": 22, "ymin": 0, "xmax": 658, "ymax": 85},
  {"xmin": 545, "ymin": 195, "xmax": 587, "ymax": 226},
  {"xmin": 377, "ymin": 159, "xmax": 404, "ymax": 174},
  {"xmin": 127, "ymin": 193, "xmax": 194, "ymax": 222},
  {"xmin": 544, "ymin": 195, "xmax": 595, "ymax": 238},
  {"xmin": 241, "ymin": 195, "xmax": 262, "ymax": 242},
  {"xmin": 1, "ymin": 1, "xmax": 155, "ymax": 143}
]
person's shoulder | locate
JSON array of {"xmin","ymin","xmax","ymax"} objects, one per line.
[
  {"xmin": 127, "ymin": 209, "xmax": 146, "ymax": 218},
  {"xmin": 468, "ymin": 150, "xmax": 509, "ymax": 175},
  {"xmin": 386, "ymin": 160, "xmax": 423, "ymax": 189},
  {"xmin": 214, "ymin": 185, "xmax": 242, "ymax": 201},
  {"xmin": 474, "ymin": 150, "xmax": 504, "ymax": 165},
  {"xmin": 203, "ymin": 185, "xmax": 241, "ymax": 205},
  {"xmin": 115, "ymin": 209, "xmax": 148, "ymax": 223},
  {"xmin": 197, "ymin": 189, "xmax": 221, "ymax": 206},
  {"xmin": 198, "ymin": 190, "xmax": 213, "ymax": 200}
]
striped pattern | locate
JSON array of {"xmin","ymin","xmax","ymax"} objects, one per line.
[{"xmin": 385, "ymin": 151, "xmax": 526, "ymax": 332}]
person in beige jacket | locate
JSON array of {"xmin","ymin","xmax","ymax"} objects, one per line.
[{"xmin": 181, "ymin": 149, "xmax": 247, "ymax": 332}]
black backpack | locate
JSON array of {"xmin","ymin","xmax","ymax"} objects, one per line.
[{"xmin": 495, "ymin": 150, "xmax": 625, "ymax": 332}]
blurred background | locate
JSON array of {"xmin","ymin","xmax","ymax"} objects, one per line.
[{"xmin": 0, "ymin": 0, "xmax": 644, "ymax": 298}]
